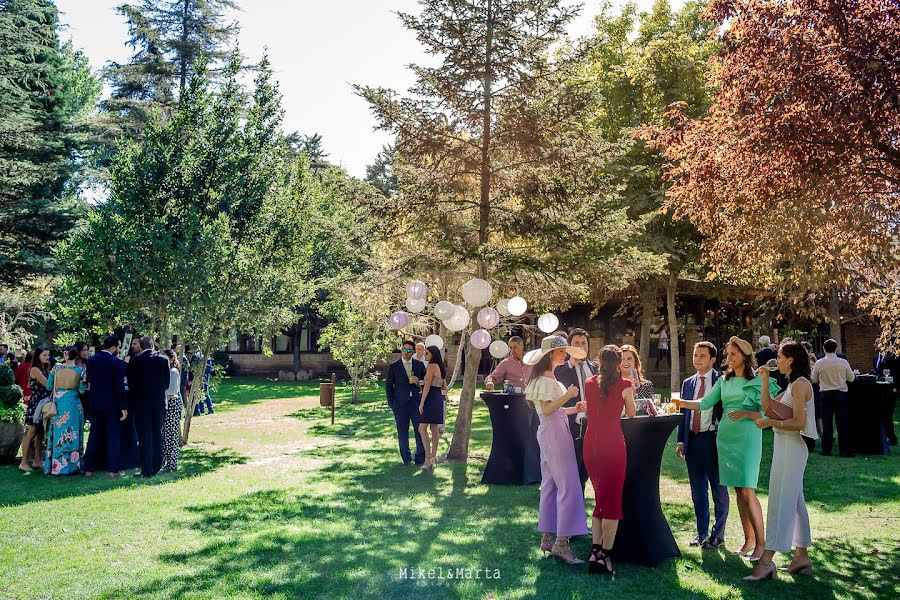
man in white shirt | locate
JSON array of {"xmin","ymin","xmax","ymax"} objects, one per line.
[
  {"xmin": 676, "ymin": 341, "xmax": 727, "ymax": 549},
  {"xmin": 812, "ymin": 338, "xmax": 855, "ymax": 457},
  {"xmin": 413, "ymin": 343, "xmax": 428, "ymax": 366}
]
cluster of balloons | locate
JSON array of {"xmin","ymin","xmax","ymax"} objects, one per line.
[{"xmin": 389, "ymin": 278, "xmax": 559, "ymax": 360}]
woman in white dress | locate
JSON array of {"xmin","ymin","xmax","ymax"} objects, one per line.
[{"xmin": 746, "ymin": 341, "xmax": 818, "ymax": 581}]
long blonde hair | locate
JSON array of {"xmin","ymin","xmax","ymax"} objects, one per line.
[{"xmin": 620, "ymin": 344, "xmax": 644, "ymax": 383}]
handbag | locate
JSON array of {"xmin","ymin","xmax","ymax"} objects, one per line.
[
  {"xmin": 764, "ymin": 396, "xmax": 793, "ymax": 421},
  {"xmin": 41, "ymin": 368, "xmax": 59, "ymax": 420}
]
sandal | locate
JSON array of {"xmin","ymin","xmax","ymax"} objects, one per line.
[{"xmin": 551, "ymin": 538, "xmax": 584, "ymax": 565}]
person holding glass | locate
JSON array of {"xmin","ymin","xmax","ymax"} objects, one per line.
[
  {"xmin": 620, "ymin": 345, "xmax": 657, "ymax": 416},
  {"xmin": 745, "ymin": 341, "xmax": 818, "ymax": 581},
  {"xmin": 678, "ymin": 336, "xmax": 777, "ymax": 562}
]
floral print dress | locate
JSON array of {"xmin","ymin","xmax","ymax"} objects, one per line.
[{"xmin": 43, "ymin": 364, "xmax": 86, "ymax": 475}]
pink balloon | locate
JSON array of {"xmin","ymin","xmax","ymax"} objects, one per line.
[
  {"xmin": 477, "ymin": 307, "xmax": 500, "ymax": 329},
  {"xmin": 470, "ymin": 329, "xmax": 491, "ymax": 350},
  {"xmin": 390, "ymin": 311, "xmax": 409, "ymax": 330}
]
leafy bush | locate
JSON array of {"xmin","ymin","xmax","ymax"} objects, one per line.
[{"xmin": 0, "ymin": 363, "xmax": 24, "ymax": 424}]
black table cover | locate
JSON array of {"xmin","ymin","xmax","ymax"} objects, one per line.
[
  {"xmin": 847, "ymin": 380, "xmax": 892, "ymax": 455},
  {"xmin": 480, "ymin": 392, "xmax": 542, "ymax": 485},
  {"xmin": 612, "ymin": 414, "xmax": 682, "ymax": 567}
]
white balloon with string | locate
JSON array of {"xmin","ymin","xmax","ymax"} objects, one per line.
[
  {"xmin": 406, "ymin": 297, "xmax": 426, "ymax": 314},
  {"xmin": 461, "ymin": 278, "xmax": 493, "ymax": 307},
  {"xmin": 496, "ymin": 299, "xmax": 511, "ymax": 317},
  {"xmin": 537, "ymin": 313, "xmax": 560, "ymax": 334},
  {"xmin": 424, "ymin": 334, "xmax": 444, "ymax": 350},
  {"xmin": 508, "ymin": 296, "xmax": 528, "ymax": 317},
  {"xmin": 489, "ymin": 340, "xmax": 509, "ymax": 359},
  {"xmin": 434, "ymin": 300, "xmax": 455, "ymax": 321}
]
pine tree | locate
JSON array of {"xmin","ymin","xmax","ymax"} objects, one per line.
[
  {"xmin": 364, "ymin": 145, "xmax": 398, "ymax": 197},
  {"xmin": 100, "ymin": 0, "xmax": 240, "ymax": 139},
  {"xmin": 0, "ymin": 0, "xmax": 101, "ymax": 285}
]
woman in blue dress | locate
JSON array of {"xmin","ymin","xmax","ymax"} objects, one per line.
[
  {"xmin": 417, "ymin": 345, "xmax": 447, "ymax": 470},
  {"xmin": 43, "ymin": 347, "xmax": 86, "ymax": 476}
]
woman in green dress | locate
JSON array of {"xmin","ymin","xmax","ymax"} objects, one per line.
[
  {"xmin": 680, "ymin": 336, "xmax": 778, "ymax": 562},
  {"xmin": 43, "ymin": 347, "xmax": 87, "ymax": 476}
]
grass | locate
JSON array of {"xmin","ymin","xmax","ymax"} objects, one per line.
[{"xmin": 1, "ymin": 377, "xmax": 898, "ymax": 599}]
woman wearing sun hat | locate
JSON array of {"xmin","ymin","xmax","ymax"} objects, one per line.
[
  {"xmin": 524, "ymin": 335, "xmax": 590, "ymax": 565},
  {"xmin": 679, "ymin": 336, "xmax": 779, "ymax": 562}
]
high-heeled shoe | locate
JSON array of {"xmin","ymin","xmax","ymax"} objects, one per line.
[
  {"xmin": 588, "ymin": 545, "xmax": 612, "ymax": 575},
  {"xmin": 539, "ymin": 534, "xmax": 554, "ymax": 556},
  {"xmin": 550, "ymin": 538, "xmax": 584, "ymax": 565},
  {"xmin": 743, "ymin": 561, "xmax": 777, "ymax": 581},
  {"xmin": 732, "ymin": 545, "xmax": 755, "ymax": 557},
  {"xmin": 785, "ymin": 560, "xmax": 813, "ymax": 575}
]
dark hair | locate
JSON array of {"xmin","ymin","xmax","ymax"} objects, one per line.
[
  {"xmin": 780, "ymin": 341, "xmax": 812, "ymax": 383},
  {"xmin": 568, "ymin": 328, "xmax": 589, "ymax": 343},
  {"xmin": 508, "ymin": 336, "xmax": 524, "ymax": 345},
  {"xmin": 401, "ymin": 340, "xmax": 415, "ymax": 349},
  {"xmin": 103, "ymin": 335, "xmax": 120, "ymax": 350},
  {"xmin": 0, "ymin": 343, "xmax": 8, "ymax": 350},
  {"xmin": 526, "ymin": 352, "xmax": 555, "ymax": 387},
  {"xmin": 552, "ymin": 330, "xmax": 567, "ymax": 338},
  {"xmin": 694, "ymin": 341, "xmax": 718, "ymax": 359},
  {"xmin": 24, "ymin": 351, "xmax": 33, "ymax": 362},
  {"xmin": 823, "ymin": 339, "xmax": 838, "ymax": 353},
  {"xmin": 164, "ymin": 348, "xmax": 180, "ymax": 370},
  {"xmin": 597, "ymin": 345, "xmax": 623, "ymax": 398},
  {"xmin": 75, "ymin": 341, "xmax": 88, "ymax": 352},
  {"xmin": 32, "ymin": 346, "xmax": 51, "ymax": 374},
  {"xmin": 425, "ymin": 345, "xmax": 446, "ymax": 379},
  {"xmin": 723, "ymin": 341, "xmax": 756, "ymax": 380},
  {"xmin": 65, "ymin": 346, "xmax": 80, "ymax": 361}
]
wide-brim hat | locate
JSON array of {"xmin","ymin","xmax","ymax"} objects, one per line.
[{"xmin": 523, "ymin": 335, "xmax": 587, "ymax": 366}]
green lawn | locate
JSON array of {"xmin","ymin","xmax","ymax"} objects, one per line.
[{"xmin": 1, "ymin": 378, "xmax": 898, "ymax": 599}]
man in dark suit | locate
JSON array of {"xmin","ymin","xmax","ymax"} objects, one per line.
[
  {"xmin": 677, "ymin": 341, "xmax": 728, "ymax": 549},
  {"xmin": 874, "ymin": 349, "xmax": 899, "ymax": 445},
  {"xmin": 385, "ymin": 340, "xmax": 427, "ymax": 465},
  {"xmin": 127, "ymin": 336, "xmax": 170, "ymax": 477},
  {"xmin": 554, "ymin": 328, "xmax": 596, "ymax": 490},
  {"xmin": 84, "ymin": 336, "xmax": 128, "ymax": 477}
]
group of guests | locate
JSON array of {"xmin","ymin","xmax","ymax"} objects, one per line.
[{"xmin": 13, "ymin": 336, "xmax": 211, "ymax": 478}]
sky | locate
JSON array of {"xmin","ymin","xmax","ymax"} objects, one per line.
[{"xmin": 55, "ymin": 0, "xmax": 684, "ymax": 178}]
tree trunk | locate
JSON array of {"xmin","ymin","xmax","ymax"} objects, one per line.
[
  {"xmin": 292, "ymin": 320, "xmax": 302, "ymax": 373},
  {"xmin": 447, "ymin": 328, "xmax": 466, "ymax": 389},
  {"xmin": 828, "ymin": 288, "xmax": 842, "ymax": 352},
  {"xmin": 180, "ymin": 347, "xmax": 210, "ymax": 445},
  {"xmin": 447, "ymin": 325, "xmax": 482, "ymax": 461},
  {"xmin": 351, "ymin": 373, "xmax": 359, "ymax": 403},
  {"xmin": 665, "ymin": 270, "xmax": 681, "ymax": 392},
  {"xmin": 639, "ymin": 284, "xmax": 657, "ymax": 366}
]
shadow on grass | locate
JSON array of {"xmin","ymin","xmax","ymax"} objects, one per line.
[{"xmin": 0, "ymin": 446, "xmax": 247, "ymax": 508}]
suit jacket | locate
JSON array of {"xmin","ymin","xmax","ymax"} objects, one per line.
[
  {"xmin": 677, "ymin": 370, "xmax": 723, "ymax": 451},
  {"xmin": 86, "ymin": 351, "xmax": 127, "ymax": 412},
  {"xmin": 385, "ymin": 359, "xmax": 426, "ymax": 409},
  {"xmin": 555, "ymin": 359, "xmax": 598, "ymax": 434},
  {"xmin": 874, "ymin": 352, "xmax": 899, "ymax": 377},
  {"xmin": 755, "ymin": 347, "xmax": 777, "ymax": 368},
  {"xmin": 126, "ymin": 350, "xmax": 170, "ymax": 411}
]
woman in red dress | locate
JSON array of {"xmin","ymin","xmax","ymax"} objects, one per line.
[{"xmin": 583, "ymin": 345, "xmax": 636, "ymax": 574}]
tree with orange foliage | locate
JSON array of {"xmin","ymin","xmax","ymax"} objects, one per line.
[{"xmin": 643, "ymin": 0, "xmax": 900, "ymax": 350}]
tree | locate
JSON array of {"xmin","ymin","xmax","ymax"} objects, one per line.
[
  {"xmin": 356, "ymin": 0, "xmax": 637, "ymax": 461},
  {"xmin": 0, "ymin": 0, "xmax": 101, "ymax": 285},
  {"xmin": 643, "ymin": 0, "xmax": 900, "ymax": 350},
  {"xmin": 58, "ymin": 55, "xmax": 316, "ymax": 443},
  {"xmin": 100, "ymin": 0, "xmax": 240, "ymax": 139},
  {"xmin": 365, "ymin": 145, "xmax": 398, "ymax": 197},
  {"xmin": 318, "ymin": 293, "xmax": 394, "ymax": 404},
  {"xmin": 582, "ymin": 0, "xmax": 718, "ymax": 389}
]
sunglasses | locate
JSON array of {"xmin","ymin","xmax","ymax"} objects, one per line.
[{"xmin": 402, "ymin": 348, "xmax": 414, "ymax": 353}]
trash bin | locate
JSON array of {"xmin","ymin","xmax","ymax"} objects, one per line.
[{"xmin": 320, "ymin": 381, "xmax": 334, "ymax": 407}]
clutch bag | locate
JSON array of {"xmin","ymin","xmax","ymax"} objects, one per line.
[{"xmin": 765, "ymin": 399, "xmax": 793, "ymax": 421}]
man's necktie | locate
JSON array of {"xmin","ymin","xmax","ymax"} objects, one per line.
[{"xmin": 691, "ymin": 376, "xmax": 706, "ymax": 434}]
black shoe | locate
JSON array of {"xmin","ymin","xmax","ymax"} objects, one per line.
[
  {"xmin": 587, "ymin": 545, "xmax": 610, "ymax": 575},
  {"xmin": 702, "ymin": 537, "xmax": 725, "ymax": 550},
  {"xmin": 689, "ymin": 535, "xmax": 706, "ymax": 547}
]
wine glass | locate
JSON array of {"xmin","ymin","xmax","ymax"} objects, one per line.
[{"xmin": 885, "ymin": 369, "xmax": 892, "ymax": 382}]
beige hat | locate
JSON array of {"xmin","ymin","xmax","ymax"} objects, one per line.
[
  {"xmin": 727, "ymin": 336, "xmax": 754, "ymax": 356},
  {"xmin": 523, "ymin": 335, "xmax": 587, "ymax": 366}
]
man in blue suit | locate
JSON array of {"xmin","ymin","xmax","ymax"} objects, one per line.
[
  {"xmin": 676, "ymin": 341, "xmax": 728, "ymax": 549},
  {"xmin": 84, "ymin": 336, "xmax": 128, "ymax": 477},
  {"xmin": 386, "ymin": 340, "xmax": 427, "ymax": 465}
]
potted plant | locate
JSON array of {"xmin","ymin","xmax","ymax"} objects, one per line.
[{"xmin": 0, "ymin": 362, "xmax": 25, "ymax": 463}]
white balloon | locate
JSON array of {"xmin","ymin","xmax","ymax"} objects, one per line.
[
  {"xmin": 477, "ymin": 307, "xmax": 500, "ymax": 329},
  {"xmin": 496, "ymin": 299, "xmax": 511, "ymax": 317},
  {"xmin": 508, "ymin": 295, "xmax": 528, "ymax": 317},
  {"xmin": 405, "ymin": 297, "xmax": 426, "ymax": 313},
  {"xmin": 461, "ymin": 278, "xmax": 493, "ymax": 307},
  {"xmin": 424, "ymin": 334, "xmax": 444, "ymax": 350},
  {"xmin": 453, "ymin": 304, "xmax": 469, "ymax": 320},
  {"xmin": 470, "ymin": 329, "xmax": 491, "ymax": 349},
  {"xmin": 489, "ymin": 340, "xmax": 510, "ymax": 359},
  {"xmin": 537, "ymin": 313, "xmax": 560, "ymax": 334},
  {"xmin": 444, "ymin": 315, "xmax": 467, "ymax": 332},
  {"xmin": 434, "ymin": 300, "xmax": 455, "ymax": 321}
]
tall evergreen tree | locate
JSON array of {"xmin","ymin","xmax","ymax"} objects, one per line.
[
  {"xmin": 100, "ymin": 0, "xmax": 240, "ymax": 139},
  {"xmin": 364, "ymin": 145, "xmax": 398, "ymax": 197},
  {"xmin": 0, "ymin": 0, "xmax": 101, "ymax": 285}
]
